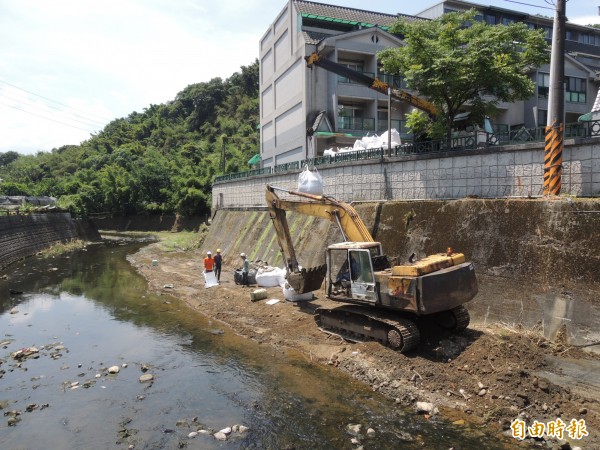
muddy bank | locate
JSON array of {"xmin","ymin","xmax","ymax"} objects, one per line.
[{"xmin": 128, "ymin": 241, "xmax": 600, "ymax": 449}]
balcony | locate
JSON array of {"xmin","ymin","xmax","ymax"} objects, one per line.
[
  {"xmin": 338, "ymin": 116, "xmax": 375, "ymax": 132},
  {"xmin": 337, "ymin": 72, "xmax": 374, "ymax": 84},
  {"xmin": 376, "ymin": 73, "xmax": 407, "ymax": 90},
  {"xmin": 376, "ymin": 119, "xmax": 406, "ymax": 133}
]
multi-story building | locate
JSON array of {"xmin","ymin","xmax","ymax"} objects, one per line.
[
  {"xmin": 420, "ymin": 0, "xmax": 600, "ymax": 130},
  {"xmin": 258, "ymin": 0, "xmax": 600, "ymax": 168}
]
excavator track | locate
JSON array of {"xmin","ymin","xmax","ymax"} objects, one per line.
[
  {"xmin": 315, "ymin": 305, "xmax": 420, "ymax": 353},
  {"xmin": 451, "ymin": 305, "xmax": 470, "ymax": 332},
  {"xmin": 427, "ymin": 305, "xmax": 470, "ymax": 332}
]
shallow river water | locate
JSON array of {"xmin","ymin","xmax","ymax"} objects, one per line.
[{"xmin": 0, "ymin": 241, "xmax": 507, "ymax": 449}]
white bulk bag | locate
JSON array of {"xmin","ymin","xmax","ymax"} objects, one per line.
[
  {"xmin": 281, "ymin": 282, "xmax": 313, "ymax": 302},
  {"xmin": 204, "ymin": 270, "xmax": 219, "ymax": 288},
  {"xmin": 380, "ymin": 129, "xmax": 402, "ymax": 147},
  {"xmin": 297, "ymin": 166, "xmax": 323, "ymax": 196},
  {"xmin": 256, "ymin": 267, "xmax": 287, "ymax": 287}
]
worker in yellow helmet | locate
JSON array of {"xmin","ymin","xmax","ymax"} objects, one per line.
[{"xmin": 214, "ymin": 249, "xmax": 223, "ymax": 283}]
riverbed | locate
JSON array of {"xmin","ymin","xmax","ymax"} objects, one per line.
[{"xmin": 0, "ymin": 240, "xmax": 507, "ymax": 449}]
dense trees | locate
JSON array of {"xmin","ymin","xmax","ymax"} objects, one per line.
[
  {"xmin": 0, "ymin": 61, "xmax": 259, "ymax": 218},
  {"xmin": 379, "ymin": 9, "xmax": 549, "ymax": 141}
]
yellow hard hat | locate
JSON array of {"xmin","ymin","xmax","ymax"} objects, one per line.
[{"xmin": 216, "ymin": 249, "xmax": 221, "ymax": 253}]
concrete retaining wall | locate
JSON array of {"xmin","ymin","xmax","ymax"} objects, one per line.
[
  {"xmin": 204, "ymin": 198, "xmax": 600, "ymax": 349},
  {"xmin": 213, "ymin": 139, "xmax": 600, "ymax": 208},
  {"xmin": 91, "ymin": 215, "xmax": 206, "ymax": 232},
  {"xmin": 0, "ymin": 213, "xmax": 100, "ymax": 270}
]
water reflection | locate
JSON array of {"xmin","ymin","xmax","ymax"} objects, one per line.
[{"xmin": 0, "ymin": 241, "xmax": 506, "ymax": 449}]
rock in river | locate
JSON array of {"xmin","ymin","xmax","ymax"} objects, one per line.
[{"xmin": 139, "ymin": 374, "xmax": 154, "ymax": 383}]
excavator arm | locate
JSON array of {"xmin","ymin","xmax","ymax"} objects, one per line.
[
  {"xmin": 266, "ymin": 184, "xmax": 373, "ymax": 293},
  {"xmin": 305, "ymin": 51, "xmax": 437, "ymax": 117}
]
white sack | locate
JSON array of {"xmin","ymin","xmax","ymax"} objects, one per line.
[
  {"xmin": 204, "ymin": 271, "xmax": 219, "ymax": 288},
  {"xmin": 297, "ymin": 166, "xmax": 323, "ymax": 196},
  {"xmin": 352, "ymin": 139, "xmax": 367, "ymax": 150},
  {"xmin": 256, "ymin": 267, "xmax": 287, "ymax": 287},
  {"xmin": 380, "ymin": 129, "xmax": 402, "ymax": 147},
  {"xmin": 281, "ymin": 282, "xmax": 313, "ymax": 302}
]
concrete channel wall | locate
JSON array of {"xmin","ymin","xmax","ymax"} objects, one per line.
[
  {"xmin": 208, "ymin": 138, "xmax": 600, "ymax": 349},
  {"xmin": 212, "ymin": 138, "xmax": 600, "ymax": 208},
  {"xmin": 0, "ymin": 213, "xmax": 100, "ymax": 270}
]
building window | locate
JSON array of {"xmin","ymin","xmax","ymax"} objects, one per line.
[
  {"xmin": 484, "ymin": 14, "xmax": 496, "ymax": 25},
  {"xmin": 338, "ymin": 61, "xmax": 366, "ymax": 84},
  {"xmin": 502, "ymin": 17, "xmax": 514, "ymax": 26},
  {"xmin": 566, "ymin": 76, "xmax": 586, "ymax": 103},
  {"xmin": 338, "ymin": 104, "xmax": 374, "ymax": 131},
  {"xmin": 538, "ymin": 72, "xmax": 550, "ymax": 98},
  {"xmin": 538, "ymin": 109, "xmax": 547, "ymax": 126},
  {"xmin": 340, "ymin": 61, "xmax": 363, "ymax": 72}
]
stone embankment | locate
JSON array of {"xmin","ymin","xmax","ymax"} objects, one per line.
[{"xmin": 0, "ymin": 213, "xmax": 100, "ymax": 270}]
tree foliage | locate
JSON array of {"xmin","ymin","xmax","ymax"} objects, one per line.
[
  {"xmin": 0, "ymin": 60, "xmax": 260, "ymax": 218},
  {"xmin": 379, "ymin": 9, "xmax": 550, "ymax": 140}
]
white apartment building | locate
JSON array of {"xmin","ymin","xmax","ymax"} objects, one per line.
[{"xmin": 258, "ymin": 0, "xmax": 600, "ymax": 168}]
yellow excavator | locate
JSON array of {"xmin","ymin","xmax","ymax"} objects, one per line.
[{"xmin": 266, "ymin": 184, "xmax": 478, "ymax": 352}]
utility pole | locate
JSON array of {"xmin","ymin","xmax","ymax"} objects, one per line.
[
  {"xmin": 387, "ymin": 87, "xmax": 392, "ymax": 157},
  {"xmin": 221, "ymin": 135, "xmax": 227, "ymax": 173},
  {"xmin": 544, "ymin": 0, "xmax": 566, "ymax": 196}
]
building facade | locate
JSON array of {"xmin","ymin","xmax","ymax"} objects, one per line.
[{"xmin": 258, "ymin": 0, "xmax": 600, "ymax": 168}]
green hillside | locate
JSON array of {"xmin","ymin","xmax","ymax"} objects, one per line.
[{"xmin": 0, "ymin": 61, "xmax": 259, "ymax": 218}]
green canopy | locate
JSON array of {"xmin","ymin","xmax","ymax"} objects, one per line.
[
  {"xmin": 578, "ymin": 112, "xmax": 593, "ymax": 122},
  {"xmin": 248, "ymin": 154, "xmax": 261, "ymax": 165}
]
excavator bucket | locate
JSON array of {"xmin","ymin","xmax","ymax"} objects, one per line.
[{"xmin": 286, "ymin": 264, "xmax": 327, "ymax": 294}]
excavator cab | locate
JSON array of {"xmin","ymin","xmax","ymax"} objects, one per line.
[{"xmin": 327, "ymin": 242, "xmax": 381, "ymax": 303}]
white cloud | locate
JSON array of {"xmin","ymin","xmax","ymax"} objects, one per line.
[
  {"xmin": 0, "ymin": 0, "xmax": 264, "ymax": 154},
  {"xmin": 1, "ymin": 0, "xmax": 599, "ymax": 155}
]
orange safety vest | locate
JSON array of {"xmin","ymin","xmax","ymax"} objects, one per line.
[{"xmin": 204, "ymin": 257, "xmax": 215, "ymax": 271}]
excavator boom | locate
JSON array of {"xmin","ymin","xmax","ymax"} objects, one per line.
[
  {"xmin": 305, "ymin": 51, "xmax": 437, "ymax": 117},
  {"xmin": 266, "ymin": 184, "xmax": 373, "ymax": 292}
]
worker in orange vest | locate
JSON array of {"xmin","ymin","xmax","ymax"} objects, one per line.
[{"xmin": 204, "ymin": 251, "xmax": 215, "ymax": 273}]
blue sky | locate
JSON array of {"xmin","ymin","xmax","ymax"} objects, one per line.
[{"xmin": 1, "ymin": 0, "xmax": 597, "ymax": 155}]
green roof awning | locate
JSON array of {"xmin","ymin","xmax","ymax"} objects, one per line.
[
  {"xmin": 578, "ymin": 112, "xmax": 592, "ymax": 122},
  {"xmin": 248, "ymin": 154, "xmax": 261, "ymax": 165}
]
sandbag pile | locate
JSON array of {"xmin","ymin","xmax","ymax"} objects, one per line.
[{"xmin": 324, "ymin": 129, "xmax": 401, "ymax": 156}]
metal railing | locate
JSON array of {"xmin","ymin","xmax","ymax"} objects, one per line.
[
  {"xmin": 214, "ymin": 119, "xmax": 600, "ymax": 183},
  {"xmin": 376, "ymin": 119, "xmax": 405, "ymax": 133},
  {"xmin": 376, "ymin": 73, "xmax": 408, "ymax": 89},
  {"xmin": 338, "ymin": 116, "xmax": 375, "ymax": 131},
  {"xmin": 337, "ymin": 71, "xmax": 374, "ymax": 84}
]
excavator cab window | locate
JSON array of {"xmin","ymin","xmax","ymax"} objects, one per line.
[
  {"xmin": 349, "ymin": 250, "xmax": 374, "ymax": 284},
  {"xmin": 330, "ymin": 249, "xmax": 351, "ymax": 284},
  {"xmin": 349, "ymin": 249, "xmax": 377, "ymax": 303}
]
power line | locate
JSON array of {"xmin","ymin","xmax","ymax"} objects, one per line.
[
  {"xmin": 0, "ymin": 87, "xmax": 105, "ymax": 129},
  {"xmin": 0, "ymin": 102, "xmax": 96, "ymax": 133},
  {"xmin": 503, "ymin": 0, "xmax": 555, "ymax": 11},
  {"xmin": 0, "ymin": 78, "xmax": 113, "ymax": 123}
]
